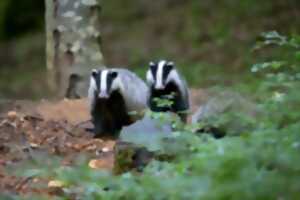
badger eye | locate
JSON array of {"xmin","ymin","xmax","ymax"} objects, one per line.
[{"xmin": 110, "ymin": 71, "xmax": 118, "ymax": 78}]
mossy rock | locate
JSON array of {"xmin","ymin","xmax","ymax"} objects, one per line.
[
  {"xmin": 114, "ymin": 114, "xmax": 174, "ymax": 173},
  {"xmin": 192, "ymin": 90, "xmax": 263, "ymax": 137}
]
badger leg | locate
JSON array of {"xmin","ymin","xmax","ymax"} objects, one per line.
[
  {"xmin": 173, "ymin": 95, "xmax": 189, "ymax": 123},
  {"xmin": 92, "ymin": 115, "xmax": 104, "ymax": 138},
  {"xmin": 109, "ymin": 91, "xmax": 133, "ymax": 132}
]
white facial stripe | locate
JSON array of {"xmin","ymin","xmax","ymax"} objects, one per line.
[
  {"xmin": 90, "ymin": 76, "xmax": 97, "ymax": 90},
  {"xmin": 166, "ymin": 70, "xmax": 177, "ymax": 85},
  {"xmin": 146, "ymin": 70, "xmax": 154, "ymax": 83},
  {"xmin": 156, "ymin": 60, "xmax": 166, "ymax": 89},
  {"xmin": 88, "ymin": 76, "xmax": 97, "ymax": 104},
  {"xmin": 167, "ymin": 69, "xmax": 186, "ymax": 97},
  {"xmin": 100, "ymin": 70, "xmax": 109, "ymax": 97},
  {"xmin": 110, "ymin": 73, "xmax": 121, "ymax": 92}
]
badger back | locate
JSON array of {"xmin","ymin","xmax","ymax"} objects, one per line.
[{"xmin": 112, "ymin": 68, "xmax": 149, "ymax": 113}]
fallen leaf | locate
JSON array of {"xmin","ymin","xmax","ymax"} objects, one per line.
[
  {"xmin": 48, "ymin": 180, "xmax": 65, "ymax": 188},
  {"xmin": 89, "ymin": 159, "xmax": 111, "ymax": 169},
  {"xmin": 102, "ymin": 147, "xmax": 110, "ymax": 153},
  {"xmin": 7, "ymin": 111, "xmax": 17, "ymax": 120},
  {"xmin": 30, "ymin": 143, "xmax": 40, "ymax": 148},
  {"xmin": 86, "ymin": 144, "xmax": 97, "ymax": 151}
]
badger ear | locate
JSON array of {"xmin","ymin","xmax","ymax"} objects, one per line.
[
  {"xmin": 149, "ymin": 61, "xmax": 156, "ymax": 68},
  {"xmin": 166, "ymin": 61, "xmax": 174, "ymax": 70},
  {"xmin": 167, "ymin": 61, "xmax": 174, "ymax": 67},
  {"xmin": 91, "ymin": 69, "xmax": 98, "ymax": 77},
  {"xmin": 110, "ymin": 71, "xmax": 118, "ymax": 79}
]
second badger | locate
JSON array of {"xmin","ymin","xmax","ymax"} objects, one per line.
[
  {"xmin": 146, "ymin": 60, "xmax": 190, "ymax": 122},
  {"xmin": 88, "ymin": 68, "xmax": 149, "ymax": 137}
]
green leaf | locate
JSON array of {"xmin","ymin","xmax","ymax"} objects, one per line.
[{"xmin": 295, "ymin": 51, "xmax": 300, "ymax": 60}]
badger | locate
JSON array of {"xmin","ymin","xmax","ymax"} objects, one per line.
[
  {"xmin": 88, "ymin": 68, "xmax": 149, "ymax": 137},
  {"xmin": 146, "ymin": 60, "xmax": 190, "ymax": 122}
]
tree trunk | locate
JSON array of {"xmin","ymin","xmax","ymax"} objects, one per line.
[{"xmin": 45, "ymin": 0, "xmax": 104, "ymax": 98}]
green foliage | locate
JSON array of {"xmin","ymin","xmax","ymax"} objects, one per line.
[
  {"xmin": 152, "ymin": 93, "xmax": 176, "ymax": 109},
  {"xmin": 19, "ymin": 125, "xmax": 300, "ymax": 199}
]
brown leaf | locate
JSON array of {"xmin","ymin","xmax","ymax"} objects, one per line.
[
  {"xmin": 30, "ymin": 142, "xmax": 40, "ymax": 148},
  {"xmin": 89, "ymin": 159, "xmax": 112, "ymax": 169},
  {"xmin": 7, "ymin": 111, "xmax": 18, "ymax": 120},
  {"xmin": 101, "ymin": 147, "xmax": 110, "ymax": 153},
  {"xmin": 48, "ymin": 180, "xmax": 65, "ymax": 188}
]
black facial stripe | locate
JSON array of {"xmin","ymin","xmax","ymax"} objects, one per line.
[
  {"xmin": 93, "ymin": 70, "xmax": 101, "ymax": 91},
  {"xmin": 162, "ymin": 64, "xmax": 173, "ymax": 85},
  {"xmin": 106, "ymin": 71, "xmax": 118, "ymax": 94},
  {"xmin": 106, "ymin": 73, "xmax": 113, "ymax": 93},
  {"xmin": 150, "ymin": 63, "xmax": 158, "ymax": 81}
]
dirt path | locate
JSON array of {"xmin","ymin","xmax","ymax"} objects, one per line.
[{"xmin": 0, "ymin": 99, "xmax": 115, "ymax": 196}]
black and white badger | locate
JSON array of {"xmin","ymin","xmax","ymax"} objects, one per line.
[
  {"xmin": 146, "ymin": 60, "xmax": 190, "ymax": 122},
  {"xmin": 88, "ymin": 68, "xmax": 149, "ymax": 137}
]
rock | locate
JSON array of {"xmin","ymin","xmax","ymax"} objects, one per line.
[
  {"xmin": 48, "ymin": 180, "xmax": 65, "ymax": 196},
  {"xmin": 114, "ymin": 141, "xmax": 154, "ymax": 174},
  {"xmin": 120, "ymin": 115, "xmax": 173, "ymax": 151},
  {"xmin": 191, "ymin": 90, "xmax": 262, "ymax": 137},
  {"xmin": 114, "ymin": 114, "xmax": 174, "ymax": 173}
]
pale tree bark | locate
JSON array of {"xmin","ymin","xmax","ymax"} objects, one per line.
[{"xmin": 45, "ymin": 0, "xmax": 104, "ymax": 98}]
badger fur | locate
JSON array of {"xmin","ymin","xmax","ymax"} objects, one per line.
[
  {"xmin": 146, "ymin": 60, "xmax": 190, "ymax": 122},
  {"xmin": 88, "ymin": 68, "xmax": 149, "ymax": 137}
]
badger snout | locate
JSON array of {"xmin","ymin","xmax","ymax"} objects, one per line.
[
  {"xmin": 98, "ymin": 92, "xmax": 109, "ymax": 99},
  {"xmin": 154, "ymin": 84, "xmax": 165, "ymax": 90}
]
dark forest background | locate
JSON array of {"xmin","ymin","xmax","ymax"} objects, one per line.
[{"xmin": 0, "ymin": 0, "xmax": 299, "ymax": 98}]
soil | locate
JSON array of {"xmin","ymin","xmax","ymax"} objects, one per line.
[{"xmin": 0, "ymin": 89, "xmax": 207, "ymax": 198}]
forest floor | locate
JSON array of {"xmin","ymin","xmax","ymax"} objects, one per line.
[{"xmin": 0, "ymin": 89, "xmax": 206, "ymax": 197}]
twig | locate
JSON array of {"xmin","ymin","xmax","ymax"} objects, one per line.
[
  {"xmin": 74, "ymin": 119, "xmax": 92, "ymax": 128},
  {"xmin": 15, "ymin": 176, "xmax": 34, "ymax": 191}
]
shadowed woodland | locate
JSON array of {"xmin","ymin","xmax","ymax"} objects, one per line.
[
  {"xmin": 0, "ymin": 0, "xmax": 300, "ymax": 199},
  {"xmin": 1, "ymin": 0, "xmax": 300, "ymax": 98}
]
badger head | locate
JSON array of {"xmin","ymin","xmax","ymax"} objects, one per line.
[
  {"xmin": 146, "ymin": 60, "xmax": 176, "ymax": 90},
  {"xmin": 89, "ymin": 69, "xmax": 119, "ymax": 99}
]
